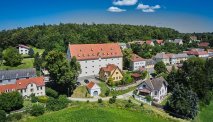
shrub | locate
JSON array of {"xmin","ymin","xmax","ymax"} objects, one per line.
[
  {"xmin": 0, "ymin": 110, "xmax": 6, "ymax": 122},
  {"xmin": 109, "ymin": 96, "xmax": 116, "ymax": 104},
  {"xmin": 86, "ymin": 100, "xmax": 89, "ymax": 103},
  {"xmin": 46, "ymin": 95, "xmax": 69, "ymax": 111},
  {"xmin": 145, "ymin": 95, "xmax": 152, "ymax": 102},
  {"xmin": 38, "ymin": 96, "xmax": 48, "ymax": 103},
  {"xmin": 30, "ymin": 94, "xmax": 38, "ymax": 103},
  {"xmin": 30, "ymin": 104, "xmax": 45, "ymax": 116},
  {"xmin": 46, "ymin": 87, "xmax": 58, "ymax": 98},
  {"xmin": 7, "ymin": 113, "xmax": 22, "ymax": 121},
  {"xmin": 105, "ymin": 90, "xmax": 110, "ymax": 97},
  {"xmin": 0, "ymin": 91, "xmax": 23, "ymax": 112},
  {"xmin": 98, "ymin": 99, "xmax": 103, "ymax": 103},
  {"xmin": 141, "ymin": 103, "xmax": 144, "ymax": 107}
]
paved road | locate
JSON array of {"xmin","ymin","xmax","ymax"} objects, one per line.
[{"xmin": 68, "ymin": 91, "xmax": 133, "ymax": 102}]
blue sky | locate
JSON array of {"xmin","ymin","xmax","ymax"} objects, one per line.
[{"xmin": 0, "ymin": 0, "xmax": 212, "ymax": 32}]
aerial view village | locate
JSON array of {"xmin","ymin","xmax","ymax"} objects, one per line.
[{"xmin": 0, "ymin": 0, "xmax": 213, "ymax": 122}]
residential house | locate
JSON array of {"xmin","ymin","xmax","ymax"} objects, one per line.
[
  {"xmin": 0, "ymin": 68, "xmax": 36, "ymax": 85},
  {"xmin": 130, "ymin": 54, "xmax": 146, "ymax": 71},
  {"xmin": 173, "ymin": 39, "xmax": 183, "ymax": 45},
  {"xmin": 99, "ymin": 64, "xmax": 123, "ymax": 82},
  {"xmin": 155, "ymin": 40, "xmax": 164, "ymax": 45},
  {"xmin": 198, "ymin": 42, "xmax": 209, "ymax": 48},
  {"xmin": 190, "ymin": 35, "xmax": 197, "ymax": 41},
  {"xmin": 67, "ymin": 43, "xmax": 123, "ymax": 78},
  {"xmin": 118, "ymin": 43, "xmax": 128, "ymax": 50},
  {"xmin": 0, "ymin": 77, "xmax": 45, "ymax": 97},
  {"xmin": 131, "ymin": 73, "xmax": 141, "ymax": 81},
  {"xmin": 154, "ymin": 52, "xmax": 170, "ymax": 65},
  {"xmin": 185, "ymin": 50, "xmax": 209, "ymax": 58},
  {"xmin": 128, "ymin": 41, "xmax": 145, "ymax": 45},
  {"xmin": 86, "ymin": 81, "xmax": 101, "ymax": 97},
  {"xmin": 17, "ymin": 44, "xmax": 30, "ymax": 55},
  {"xmin": 207, "ymin": 49, "xmax": 213, "ymax": 58},
  {"xmin": 166, "ymin": 53, "xmax": 188, "ymax": 64},
  {"xmin": 146, "ymin": 40, "xmax": 155, "ymax": 46},
  {"xmin": 136, "ymin": 77, "xmax": 168, "ymax": 103},
  {"xmin": 42, "ymin": 69, "xmax": 50, "ymax": 83},
  {"xmin": 144, "ymin": 59, "xmax": 156, "ymax": 74}
]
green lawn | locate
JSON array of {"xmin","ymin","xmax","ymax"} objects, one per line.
[
  {"xmin": 194, "ymin": 101, "xmax": 213, "ymax": 122},
  {"xmin": 71, "ymin": 86, "xmax": 91, "ymax": 98},
  {"xmin": 32, "ymin": 47, "xmax": 44, "ymax": 55},
  {"xmin": 98, "ymin": 82, "xmax": 110, "ymax": 97},
  {"xmin": 0, "ymin": 58, "xmax": 34, "ymax": 70},
  {"xmin": 20, "ymin": 100, "xmax": 184, "ymax": 122}
]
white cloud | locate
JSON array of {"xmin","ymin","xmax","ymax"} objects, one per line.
[
  {"xmin": 113, "ymin": 0, "xmax": 138, "ymax": 6},
  {"xmin": 137, "ymin": 3, "xmax": 161, "ymax": 13},
  {"xmin": 107, "ymin": 6, "xmax": 126, "ymax": 12}
]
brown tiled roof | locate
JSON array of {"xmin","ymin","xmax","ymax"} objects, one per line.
[
  {"xmin": 186, "ymin": 51, "xmax": 208, "ymax": 55},
  {"xmin": 130, "ymin": 54, "xmax": 145, "ymax": 62},
  {"xmin": 86, "ymin": 81, "xmax": 95, "ymax": 89},
  {"xmin": 68, "ymin": 43, "xmax": 123, "ymax": 61},
  {"xmin": 100, "ymin": 64, "xmax": 117, "ymax": 72}
]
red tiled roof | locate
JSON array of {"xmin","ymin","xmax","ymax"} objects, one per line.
[
  {"xmin": 68, "ymin": 43, "xmax": 123, "ymax": 61},
  {"xmin": 146, "ymin": 40, "xmax": 153, "ymax": 45},
  {"xmin": 100, "ymin": 64, "xmax": 117, "ymax": 72},
  {"xmin": 130, "ymin": 54, "xmax": 145, "ymax": 62},
  {"xmin": 156, "ymin": 40, "xmax": 163, "ymax": 44},
  {"xmin": 16, "ymin": 77, "xmax": 45, "ymax": 90},
  {"xmin": 0, "ymin": 77, "xmax": 44, "ymax": 93},
  {"xmin": 198, "ymin": 42, "xmax": 209, "ymax": 47},
  {"xmin": 86, "ymin": 81, "xmax": 95, "ymax": 89},
  {"xmin": 0, "ymin": 84, "xmax": 16, "ymax": 93},
  {"xmin": 131, "ymin": 73, "xmax": 141, "ymax": 78},
  {"xmin": 186, "ymin": 51, "xmax": 208, "ymax": 55}
]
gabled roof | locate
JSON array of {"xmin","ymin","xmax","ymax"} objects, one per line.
[
  {"xmin": 16, "ymin": 77, "xmax": 45, "ymax": 90},
  {"xmin": 86, "ymin": 81, "xmax": 100, "ymax": 89},
  {"xmin": 145, "ymin": 59, "xmax": 156, "ymax": 65},
  {"xmin": 156, "ymin": 40, "xmax": 164, "ymax": 44},
  {"xmin": 155, "ymin": 53, "xmax": 169, "ymax": 59},
  {"xmin": 0, "ymin": 68, "xmax": 36, "ymax": 81},
  {"xmin": 198, "ymin": 42, "xmax": 209, "ymax": 47},
  {"xmin": 151, "ymin": 77, "xmax": 168, "ymax": 91},
  {"xmin": 0, "ymin": 77, "xmax": 44, "ymax": 93},
  {"xmin": 100, "ymin": 64, "xmax": 118, "ymax": 72},
  {"xmin": 186, "ymin": 51, "xmax": 208, "ymax": 55},
  {"xmin": 130, "ymin": 54, "xmax": 145, "ymax": 62},
  {"xmin": 131, "ymin": 73, "xmax": 141, "ymax": 78},
  {"xmin": 146, "ymin": 40, "xmax": 153, "ymax": 45},
  {"xmin": 68, "ymin": 43, "xmax": 123, "ymax": 61},
  {"xmin": 18, "ymin": 44, "xmax": 30, "ymax": 49}
]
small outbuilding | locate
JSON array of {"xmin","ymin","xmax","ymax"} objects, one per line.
[{"xmin": 86, "ymin": 81, "xmax": 101, "ymax": 97}]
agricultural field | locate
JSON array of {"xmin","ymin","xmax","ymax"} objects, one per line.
[{"xmin": 20, "ymin": 100, "xmax": 185, "ymax": 122}]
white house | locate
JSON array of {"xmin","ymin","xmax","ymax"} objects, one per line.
[
  {"xmin": 136, "ymin": 77, "xmax": 168, "ymax": 103},
  {"xmin": 154, "ymin": 52, "xmax": 170, "ymax": 65},
  {"xmin": 86, "ymin": 81, "xmax": 101, "ymax": 97},
  {"xmin": 0, "ymin": 77, "xmax": 45, "ymax": 97},
  {"xmin": 17, "ymin": 44, "xmax": 30, "ymax": 55},
  {"xmin": 130, "ymin": 54, "xmax": 146, "ymax": 71},
  {"xmin": 173, "ymin": 39, "xmax": 183, "ymax": 45},
  {"xmin": 67, "ymin": 43, "xmax": 123, "ymax": 78}
]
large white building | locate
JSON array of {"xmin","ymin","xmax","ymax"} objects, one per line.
[
  {"xmin": 0, "ymin": 77, "xmax": 45, "ymax": 97},
  {"xmin": 67, "ymin": 43, "xmax": 123, "ymax": 78}
]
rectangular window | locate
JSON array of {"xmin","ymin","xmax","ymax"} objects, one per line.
[
  {"xmin": 41, "ymin": 87, "xmax": 42, "ymax": 90},
  {"xmin": 37, "ymin": 87, "xmax": 39, "ymax": 90},
  {"xmin": 155, "ymin": 91, "xmax": 158, "ymax": 95}
]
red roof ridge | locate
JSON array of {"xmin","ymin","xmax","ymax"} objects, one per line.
[{"xmin": 86, "ymin": 81, "xmax": 95, "ymax": 89}]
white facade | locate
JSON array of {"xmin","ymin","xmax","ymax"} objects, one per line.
[
  {"xmin": 77, "ymin": 57, "xmax": 123, "ymax": 77},
  {"xmin": 88, "ymin": 84, "xmax": 101, "ymax": 97},
  {"xmin": 198, "ymin": 54, "xmax": 209, "ymax": 58},
  {"xmin": 18, "ymin": 46, "xmax": 29, "ymax": 55},
  {"xmin": 152, "ymin": 84, "xmax": 167, "ymax": 102},
  {"xmin": 131, "ymin": 61, "xmax": 146, "ymax": 71},
  {"xmin": 18, "ymin": 83, "xmax": 45, "ymax": 97}
]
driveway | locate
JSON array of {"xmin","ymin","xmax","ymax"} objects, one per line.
[{"xmin": 77, "ymin": 75, "xmax": 100, "ymax": 85}]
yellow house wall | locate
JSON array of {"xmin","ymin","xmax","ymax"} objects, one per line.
[{"xmin": 111, "ymin": 68, "xmax": 123, "ymax": 82}]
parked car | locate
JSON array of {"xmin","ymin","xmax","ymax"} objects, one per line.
[{"xmin": 84, "ymin": 79, "xmax": 89, "ymax": 84}]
